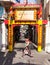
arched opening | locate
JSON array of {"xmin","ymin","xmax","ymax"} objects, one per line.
[{"xmin": 13, "ymin": 24, "xmax": 38, "ymax": 49}]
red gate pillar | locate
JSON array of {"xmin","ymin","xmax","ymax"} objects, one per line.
[
  {"xmin": 38, "ymin": 25, "xmax": 42, "ymax": 52},
  {"xmin": 8, "ymin": 25, "xmax": 13, "ymax": 52}
]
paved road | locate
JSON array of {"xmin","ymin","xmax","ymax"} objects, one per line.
[{"xmin": 0, "ymin": 49, "xmax": 50, "ymax": 65}]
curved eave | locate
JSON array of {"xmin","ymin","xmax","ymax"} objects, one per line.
[
  {"xmin": 0, "ymin": 1, "xmax": 14, "ymax": 12},
  {"xmin": 0, "ymin": 1, "xmax": 14, "ymax": 7},
  {"xmin": 12, "ymin": 4, "xmax": 40, "ymax": 10}
]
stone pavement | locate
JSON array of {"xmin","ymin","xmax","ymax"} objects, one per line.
[{"xmin": 0, "ymin": 49, "xmax": 50, "ymax": 65}]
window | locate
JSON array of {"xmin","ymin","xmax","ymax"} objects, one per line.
[{"xmin": 0, "ymin": 7, "xmax": 4, "ymax": 17}]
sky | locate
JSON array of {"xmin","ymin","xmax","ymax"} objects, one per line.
[{"xmin": 16, "ymin": 0, "xmax": 37, "ymax": 4}]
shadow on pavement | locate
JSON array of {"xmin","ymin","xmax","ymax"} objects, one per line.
[
  {"xmin": 0, "ymin": 51, "xmax": 40, "ymax": 65},
  {"xmin": 13, "ymin": 62, "xmax": 40, "ymax": 65},
  {"xmin": 0, "ymin": 51, "xmax": 16, "ymax": 65},
  {"xmin": 0, "ymin": 52, "xmax": 5, "ymax": 65},
  {"xmin": 4, "ymin": 51, "xmax": 16, "ymax": 65}
]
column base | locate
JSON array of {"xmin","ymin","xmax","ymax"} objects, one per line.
[
  {"xmin": 1, "ymin": 47, "xmax": 6, "ymax": 52},
  {"xmin": 9, "ymin": 45, "xmax": 13, "ymax": 52},
  {"xmin": 38, "ymin": 46, "xmax": 42, "ymax": 52}
]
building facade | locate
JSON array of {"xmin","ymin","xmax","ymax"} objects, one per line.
[
  {"xmin": 0, "ymin": 0, "xmax": 13, "ymax": 52},
  {"xmin": 44, "ymin": 0, "xmax": 50, "ymax": 53}
]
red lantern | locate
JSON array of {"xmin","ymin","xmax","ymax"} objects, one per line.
[
  {"xmin": 43, "ymin": 20, "xmax": 48, "ymax": 24},
  {"xmin": 4, "ymin": 20, "xmax": 9, "ymax": 24}
]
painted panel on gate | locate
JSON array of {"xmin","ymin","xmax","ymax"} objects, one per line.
[{"xmin": 15, "ymin": 10, "xmax": 34, "ymax": 21}]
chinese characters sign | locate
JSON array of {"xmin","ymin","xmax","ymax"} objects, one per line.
[{"xmin": 15, "ymin": 10, "xmax": 34, "ymax": 21}]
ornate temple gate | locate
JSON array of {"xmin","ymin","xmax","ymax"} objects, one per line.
[{"xmin": 8, "ymin": 4, "xmax": 43, "ymax": 52}]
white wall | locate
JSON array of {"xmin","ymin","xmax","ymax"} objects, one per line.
[
  {"xmin": 44, "ymin": 0, "xmax": 49, "ymax": 8},
  {"xmin": 0, "ymin": 24, "xmax": 2, "ymax": 49},
  {"xmin": 45, "ymin": 19, "xmax": 50, "ymax": 53},
  {"xmin": 45, "ymin": 26, "xmax": 50, "ymax": 52},
  {"xmin": 1, "ymin": 22, "xmax": 8, "ymax": 52},
  {"xmin": 2, "ymin": 22, "xmax": 5, "ymax": 45}
]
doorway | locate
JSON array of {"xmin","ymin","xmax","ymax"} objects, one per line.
[{"xmin": 13, "ymin": 24, "xmax": 38, "ymax": 49}]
